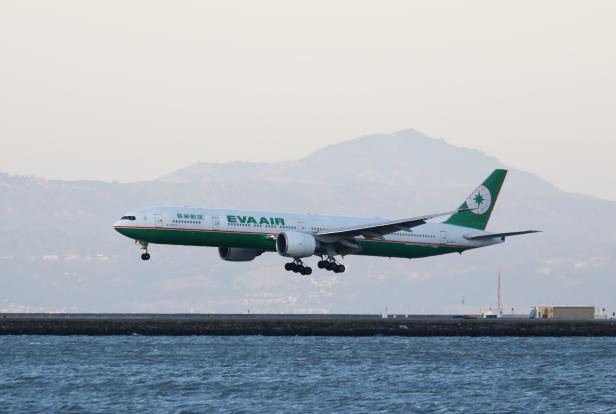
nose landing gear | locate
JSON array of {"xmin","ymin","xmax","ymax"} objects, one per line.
[
  {"xmin": 136, "ymin": 240, "xmax": 150, "ymax": 261},
  {"xmin": 284, "ymin": 259, "xmax": 312, "ymax": 275}
]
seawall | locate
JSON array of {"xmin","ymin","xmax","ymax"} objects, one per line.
[{"xmin": 2, "ymin": 314, "xmax": 616, "ymax": 336}]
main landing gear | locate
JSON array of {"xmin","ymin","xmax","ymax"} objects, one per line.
[
  {"xmin": 284, "ymin": 259, "xmax": 312, "ymax": 275},
  {"xmin": 141, "ymin": 252, "xmax": 150, "ymax": 261},
  {"xmin": 283, "ymin": 256, "xmax": 345, "ymax": 275},
  {"xmin": 317, "ymin": 258, "xmax": 346, "ymax": 273}
]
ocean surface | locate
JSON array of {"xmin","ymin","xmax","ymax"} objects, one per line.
[{"xmin": 1, "ymin": 336, "xmax": 615, "ymax": 413}]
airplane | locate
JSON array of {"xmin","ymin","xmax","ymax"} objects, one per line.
[{"xmin": 113, "ymin": 169, "xmax": 538, "ymax": 275}]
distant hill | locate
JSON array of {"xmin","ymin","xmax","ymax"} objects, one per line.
[{"xmin": 1, "ymin": 129, "xmax": 615, "ymax": 314}]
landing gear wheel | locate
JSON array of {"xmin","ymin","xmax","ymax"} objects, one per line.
[
  {"xmin": 319, "ymin": 256, "xmax": 345, "ymax": 273},
  {"xmin": 285, "ymin": 262, "xmax": 300, "ymax": 273},
  {"xmin": 285, "ymin": 259, "xmax": 312, "ymax": 275},
  {"xmin": 141, "ymin": 253, "xmax": 150, "ymax": 261}
]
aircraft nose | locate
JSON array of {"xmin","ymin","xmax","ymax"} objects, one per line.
[{"xmin": 113, "ymin": 220, "xmax": 133, "ymax": 238}]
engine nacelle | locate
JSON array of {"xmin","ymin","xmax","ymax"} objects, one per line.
[
  {"xmin": 218, "ymin": 247, "xmax": 261, "ymax": 262},
  {"xmin": 276, "ymin": 231, "xmax": 317, "ymax": 258}
]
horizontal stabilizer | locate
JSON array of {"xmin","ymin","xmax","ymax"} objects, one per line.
[{"xmin": 465, "ymin": 230, "xmax": 541, "ymax": 240}]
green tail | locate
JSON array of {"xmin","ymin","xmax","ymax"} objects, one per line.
[{"xmin": 444, "ymin": 169, "xmax": 508, "ymax": 230}]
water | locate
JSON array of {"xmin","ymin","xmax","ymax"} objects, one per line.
[{"xmin": 1, "ymin": 336, "xmax": 615, "ymax": 413}]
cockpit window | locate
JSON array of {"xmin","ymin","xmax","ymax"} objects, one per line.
[{"xmin": 121, "ymin": 216, "xmax": 136, "ymax": 221}]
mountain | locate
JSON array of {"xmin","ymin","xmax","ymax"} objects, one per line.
[{"xmin": 1, "ymin": 129, "xmax": 615, "ymax": 314}]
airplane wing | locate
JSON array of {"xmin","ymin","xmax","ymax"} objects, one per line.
[
  {"xmin": 315, "ymin": 208, "xmax": 469, "ymax": 241},
  {"xmin": 465, "ymin": 230, "xmax": 540, "ymax": 240}
]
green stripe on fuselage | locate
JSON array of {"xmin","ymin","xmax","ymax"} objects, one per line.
[
  {"xmin": 116, "ymin": 227, "xmax": 276, "ymax": 250},
  {"xmin": 357, "ymin": 240, "xmax": 465, "ymax": 258},
  {"xmin": 115, "ymin": 227, "xmax": 468, "ymax": 259}
]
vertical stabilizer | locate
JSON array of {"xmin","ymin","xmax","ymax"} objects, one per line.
[{"xmin": 444, "ymin": 169, "xmax": 507, "ymax": 230}]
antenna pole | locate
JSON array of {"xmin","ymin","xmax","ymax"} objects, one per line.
[{"xmin": 497, "ymin": 270, "xmax": 501, "ymax": 312}]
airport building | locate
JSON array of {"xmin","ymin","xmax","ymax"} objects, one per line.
[{"xmin": 530, "ymin": 306, "xmax": 595, "ymax": 320}]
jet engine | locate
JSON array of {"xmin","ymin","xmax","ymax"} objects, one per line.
[
  {"xmin": 218, "ymin": 247, "xmax": 262, "ymax": 262},
  {"xmin": 276, "ymin": 231, "xmax": 317, "ymax": 258}
]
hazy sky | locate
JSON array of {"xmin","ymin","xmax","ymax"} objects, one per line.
[{"xmin": 1, "ymin": 1, "xmax": 615, "ymax": 199}]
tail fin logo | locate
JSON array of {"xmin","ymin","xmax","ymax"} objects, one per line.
[{"xmin": 466, "ymin": 185, "xmax": 492, "ymax": 215}]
